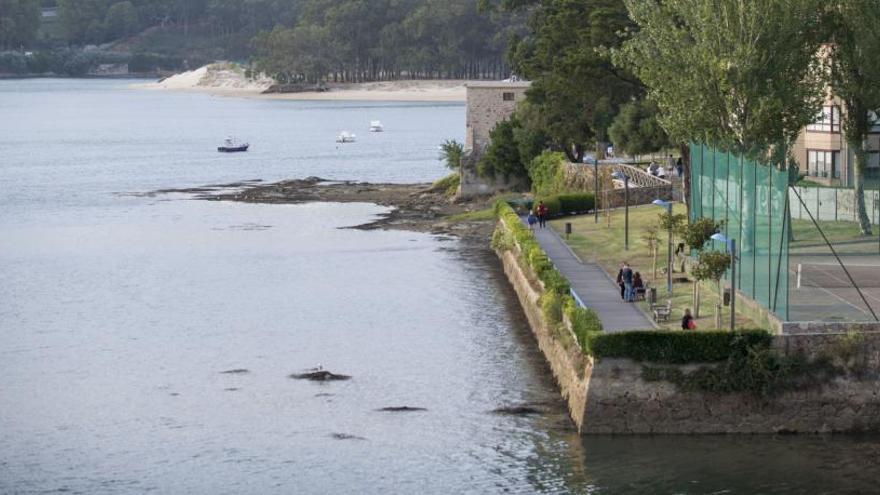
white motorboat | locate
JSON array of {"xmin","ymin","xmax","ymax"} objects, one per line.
[
  {"xmin": 369, "ymin": 120, "xmax": 384, "ymax": 132},
  {"xmin": 336, "ymin": 131, "xmax": 357, "ymax": 143}
]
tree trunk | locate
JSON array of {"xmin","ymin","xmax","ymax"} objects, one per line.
[
  {"xmin": 852, "ymin": 142, "xmax": 873, "ymax": 235},
  {"xmin": 679, "ymin": 143, "xmax": 691, "ymax": 218},
  {"xmin": 692, "ymin": 280, "xmax": 701, "ymax": 318},
  {"xmin": 652, "ymin": 242, "xmax": 658, "ymax": 281}
]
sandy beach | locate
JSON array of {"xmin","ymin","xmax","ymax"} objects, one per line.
[{"xmin": 134, "ymin": 64, "xmax": 467, "ymax": 102}]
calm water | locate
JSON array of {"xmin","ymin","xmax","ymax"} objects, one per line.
[{"xmin": 1, "ymin": 79, "xmax": 879, "ymax": 494}]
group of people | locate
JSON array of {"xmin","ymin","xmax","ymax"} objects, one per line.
[
  {"xmin": 617, "ymin": 260, "xmax": 697, "ymax": 330},
  {"xmin": 647, "ymin": 155, "xmax": 684, "ymax": 179},
  {"xmin": 526, "ymin": 200, "xmax": 548, "ymax": 230},
  {"xmin": 615, "ymin": 262, "xmax": 645, "ymax": 303}
]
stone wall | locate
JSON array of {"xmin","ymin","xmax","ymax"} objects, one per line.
[
  {"xmin": 497, "ymin": 227, "xmax": 880, "ymax": 433},
  {"xmin": 497, "ymin": 244, "xmax": 592, "ymax": 432}
]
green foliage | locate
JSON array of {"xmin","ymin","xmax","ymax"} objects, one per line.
[
  {"xmin": 617, "ymin": 0, "xmax": 826, "ymax": 157},
  {"xmin": 564, "ymin": 297, "xmax": 603, "ymax": 352},
  {"xmin": 478, "ymin": 118, "xmax": 529, "ymax": 181},
  {"xmin": 641, "ymin": 337, "xmax": 843, "ymax": 396},
  {"xmin": 429, "ymin": 172, "xmax": 460, "ymax": 198},
  {"xmin": 508, "ymin": 0, "xmax": 643, "ymax": 162},
  {"xmin": 589, "ymin": 330, "xmax": 772, "ymax": 364},
  {"xmin": 608, "ymin": 98, "xmax": 670, "ymax": 157},
  {"xmin": 692, "ymin": 250, "xmax": 732, "ymax": 283},
  {"xmin": 105, "ymin": 1, "xmax": 139, "ymax": 40},
  {"xmin": 438, "ymin": 139, "xmax": 464, "ymax": 171},
  {"xmin": 0, "ymin": 0, "xmax": 41, "ymax": 49},
  {"xmin": 827, "ymin": 0, "xmax": 880, "ymax": 235},
  {"xmin": 540, "ymin": 291, "xmax": 563, "ymax": 324},
  {"xmin": 535, "ymin": 193, "xmax": 595, "ymax": 218},
  {"xmin": 681, "ymin": 217, "xmax": 724, "ymax": 252},
  {"xmin": 528, "ymin": 151, "xmax": 567, "ymax": 197},
  {"xmin": 657, "ymin": 211, "xmax": 686, "ymax": 235}
]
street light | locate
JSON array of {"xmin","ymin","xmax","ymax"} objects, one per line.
[
  {"xmin": 594, "ymin": 158, "xmax": 599, "ymax": 224},
  {"xmin": 611, "ymin": 171, "xmax": 629, "ymax": 251},
  {"xmin": 710, "ymin": 232, "xmax": 737, "ymax": 331},
  {"xmin": 652, "ymin": 199, "xmax": 673, "ymax": 296}
]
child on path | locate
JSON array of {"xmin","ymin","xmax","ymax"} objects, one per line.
[{"xmin": 527, "ymin": 210, "xmax": 538, "ymax": 230}]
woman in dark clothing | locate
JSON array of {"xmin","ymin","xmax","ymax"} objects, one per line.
[
  {"xmin": 633, "ymin": 272, "xmax": 645, "ymax": 299},
  {"xmin": 616, "ymin": 264, "xmax": 625, "ymax": 300},
  {"xmin": 681, "ymin": 308, "xmax": 695, "ymax": 330}
]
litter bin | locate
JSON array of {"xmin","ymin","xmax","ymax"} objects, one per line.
[
  {"xmin": 565, "ymin": 222, "xmax": 572, "ymax": 239},
  {"xmin": 723, "ymin": 288, "xmax": 731, "ymax": 306},
  {"xmin": 648, "ymin": 287, "xmax": 657, "ymax": 305}
]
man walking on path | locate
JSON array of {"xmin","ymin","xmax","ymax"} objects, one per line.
[
  {"xmin": 622, "ymin": 261, "xmax": 634, "ymax": 302},
  {"xmin": 536, "ymin": 201, "xmax": 548, "ymax": 228}
]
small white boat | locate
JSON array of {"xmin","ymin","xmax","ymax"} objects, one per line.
[
  {"xmin": 336, "ymin": 131, "xmax": 356, "ymax": 143},
  {"xmin": 369, "ymin": 120, "xmax": 384, "ymax": 132}
]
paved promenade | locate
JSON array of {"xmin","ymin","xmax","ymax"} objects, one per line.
[{"xmin": 530, "ymin": 222, "xmax": 655, "ymax": 332}]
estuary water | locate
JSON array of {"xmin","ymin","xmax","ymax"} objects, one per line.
[{"xmin": 1, "ymin": 79, "xmax": 879, "ymax": 494}]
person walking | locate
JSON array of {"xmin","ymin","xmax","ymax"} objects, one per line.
[
  {"xmin": 681, "ymin": 308, "xmax": 696, "ymax": 330},
  {"xmin": 667, "ymin": 154, "xmax": 676, "ymax": 174},
  {"xmin": 616, "ymin": 263, "xmax": 626, "ymax": 300},
  {"xmin": 527, "ymin": 210, "xmax": 538, "ymax": 231},
  {"xmin": 622, "ymin": 262, "xmax": 634, "ymax": 302},
  {"xmin": 536, "ymin": 201, "xmax": 548, "ymax": 228},
  {"xmin": 674, "ymin": 242, "xmax": 687, "ymax": 273},
  {"xmin": 676, "ymin": 157, "xmax": 684, "ymax": 178}
]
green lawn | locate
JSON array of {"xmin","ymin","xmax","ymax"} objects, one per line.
[{"xmin": 551, "ymin": 204, "xmax": 763, "ymax": 331}]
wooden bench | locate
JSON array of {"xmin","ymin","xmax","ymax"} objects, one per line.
[{"xmin": 652, "ymin": 300, "xmax": 672, "ymax": 322}]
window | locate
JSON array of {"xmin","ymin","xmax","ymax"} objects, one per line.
[
  {"xmin": 870, "ymin": 111, "xmax": 880, "ymax": 134},
  {"xmin": 868, "ymin": 152, "xmax": 880, "ymax": 169},
  {"xmin": 502, "ymin": 92, "xmax": 515, "ymax": 101},
  {"xmin": 807, "ymin": 105, "xmax": 841, "ymax": 132},
  {"xmin": 807, "ymin": 150, "xmax": 840, "ymax": 178}
]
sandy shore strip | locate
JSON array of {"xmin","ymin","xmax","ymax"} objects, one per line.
[{"xmin": 133, "ymin": 64, "xmax": 467, "ymax": 102}]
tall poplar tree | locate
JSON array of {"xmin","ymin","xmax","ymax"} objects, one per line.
[{"xmin": 827, "ymin": 0, "xmax": 880, "ymax": 235}]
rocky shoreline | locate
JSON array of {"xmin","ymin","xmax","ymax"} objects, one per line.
[{"xmin": 149, "ymin": 176, "xmax": 496, "ymax": 240}]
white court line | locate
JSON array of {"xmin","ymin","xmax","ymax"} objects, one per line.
[
  {"xmin": 811, "ymin": 264, "xmax": 880, "ymax": 306},
  {"xmin": 789, "ymin": 266, "xmax": 874, "ymax": 317}
]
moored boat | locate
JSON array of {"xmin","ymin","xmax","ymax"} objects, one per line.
[
  {"xmin": 218, "ymin": 137, "xmax": 249, "ymax": 152},
  {"xmin": 369, "ymin": 120, "xmax": 384, "ymax": 132},
  {"xmin": 336, "ymin": 131, "xmax": 356, "ymax": 143}
]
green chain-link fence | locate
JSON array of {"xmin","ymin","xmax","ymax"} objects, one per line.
[{"xmin": 690, "ymin": 144, "xmax": 790, "ymax": 320}]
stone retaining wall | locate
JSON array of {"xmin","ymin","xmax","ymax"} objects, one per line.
[{"xmin": 497, "ymin": 231, "xmax": 880, "ymax": 433}]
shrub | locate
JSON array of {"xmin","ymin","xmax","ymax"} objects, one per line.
[
  {"xmin": 564, "ymin": 297, "xmax": 603, "ymax": 352},
  {"xmin": 529, "ymin": 151, "xmax": 567, "ymax": 197},
  {"xmin": 588, "ymin": 330, "xmax": 772, "ymax": 364},
  {"xmin": 540, "ymin": 291, "xmax": 563, "ymax": 324},
  {"xmin": 534, "ymin": 193, "xmax": 595, "ymax": 218},
  {"xmin": 429, "ymin": 172, "xmax": 460, "ymax": 197}
]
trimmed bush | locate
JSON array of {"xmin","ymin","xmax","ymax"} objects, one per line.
[
  {"xmin": 535, "ymin": 193, "xmax": 595, "ymax": 218},
  {"xmin": 540, "ymin": 291, "xmax": 563, "ymax": 324},
  {"xmin": 564, "ymin": 297, "xmax": 603, "ymax": 352},
  {"xmin": 588, "ymin": 330, "xmax": 772, "ymax": 364}
]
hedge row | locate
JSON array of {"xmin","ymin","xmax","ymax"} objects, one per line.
[
  {"xmin": 495, "ymin": 200, "xmax": 602, "ymax": 352},
  {"xmin": 588, "ymin": 330, "xmax": 772, "ymax": 364},
  {"xmin": 495, "ymin": 201, "xmax": 569, "ymax": 295},
  {"xmin": 519, "ymin": 193, "xmax": 595, "ymax": 218}
]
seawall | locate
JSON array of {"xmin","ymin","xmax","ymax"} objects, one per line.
[{"xmin": 497, "ymin": 228, "xmax": 880, "ymax": 434}]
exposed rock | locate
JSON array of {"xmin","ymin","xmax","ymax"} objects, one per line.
[
  {"xmin": 491, "ymin": 405, "xmax": 544, "ymax": 415},
  {"xmin": 220, "ymin": 369, "xmax": 249, "ymax": 374},
  {"xmin": 290, "ymin": 370, "xmax": 351, "ymax": 381}
]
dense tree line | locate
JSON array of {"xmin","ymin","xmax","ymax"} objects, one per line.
[
  {"xmin": 253, "ymin": 0, "xmax": 524, "ymax": 83},
  {"xmin": 0, "ymin": 0, "xmax": 41, "ymax": 49},
  {"xmin": 54, "ymin": 0, "xmax": 299, "ymax": 46}
]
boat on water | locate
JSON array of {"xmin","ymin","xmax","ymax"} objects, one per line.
[
  {"xmin": 336, "ymin": 131, "xmax": 357, "ymax": 143},
  {"xmin": 218, "ymin": 137, "xmax": 249, "ymax": 152},
  {"xmin": 369, "ymin": 120, "xmax": 384, "ymax": 132}
]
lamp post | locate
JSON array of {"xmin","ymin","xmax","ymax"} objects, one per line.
[
  {"xmin": 652, "ymin": 199, "xmax": 674, "ymax": 296},
  {"xmin": 594, "ymin": 158, "xmax": 599, "ymax": 224},
  {"xmin": 710, "ymin": 232, "xmax": 737, "ymax": 331},
  {"xmin": 611, "ymin": 171, "xmax": 629, "ymax": 251}
]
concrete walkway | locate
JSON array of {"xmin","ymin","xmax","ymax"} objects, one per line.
[{"xmin": 529, "ymin": 221, "xmax": 655, "ymax": 332}]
